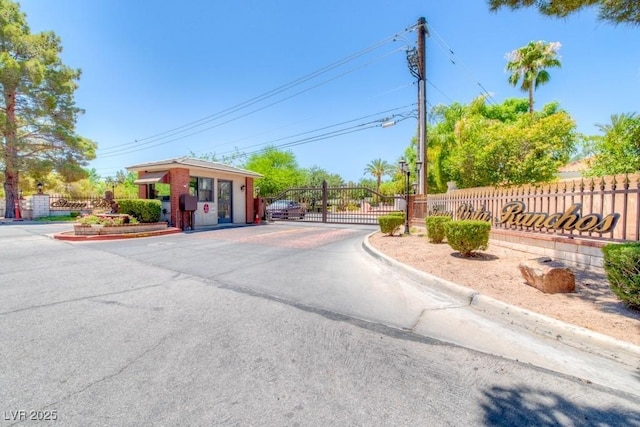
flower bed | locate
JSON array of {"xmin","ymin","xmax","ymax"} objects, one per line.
[
  {"xmin": 71, "ymin": 213, "xmax": 169, "ymax": 236},
  {"xmin": 77, "ymin": 213, "xmax": 133, "ymax": 226}
]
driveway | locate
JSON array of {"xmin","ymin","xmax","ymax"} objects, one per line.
[{"xmin": 1, "ymin": 222, "xmax": 638, "ymax": 425}]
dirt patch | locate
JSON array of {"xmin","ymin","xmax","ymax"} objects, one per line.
[{"xmin": 367, "ymin": 229, "xmax": 640, "ymax": 347}]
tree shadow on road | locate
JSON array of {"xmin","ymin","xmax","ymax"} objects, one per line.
[{"xmin": 481, "ymin": 385, "xmax": 640, "ymax": 426}]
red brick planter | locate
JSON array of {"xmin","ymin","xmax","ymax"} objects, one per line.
[{"xmin": 73, "ymin": 222, "xmax": 168, "ymax": 236}]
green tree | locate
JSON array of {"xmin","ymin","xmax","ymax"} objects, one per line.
[
  {"xmin": 363, "ymin": 158, "xmax": 394, "ymax": 193},
  {"xmin": 450, "ymin": 107, "xmax": 576, "ymax": 187},
  {"xmin": 488, "ymin": 0, "xmax": 640, "ymax": 26},
  {"xmin": 62, "ymin": 167, "xmax": 101, "ymax": 196},
  {"xmin": 243, "ymin": 146, "xmax": 303, "ymax": 196},
  {"xmin": 426, "ymin": 97, "xmax": 577, "ymax": 188},
  {"xmin": 426, "ymin": 102, "xmax": 468, "ymax": 193},
  {"xmin": 0, "ymin": 0, "xmax": 96, "ymax": 216},
  {"xmin": 505, "ymin": 41, "xmax": 562, "ymax": 114},
  {"xmin": 585, "ymin": 113, "xmax": 640, "ymax": 176},
  {"xmin": 301, "ymin": 165, "xmax": 344, "ymax": 187}
]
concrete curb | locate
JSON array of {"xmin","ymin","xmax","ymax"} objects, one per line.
[{"xmin": 362, "ymin": 232, "xmax": 640, "ymax": 369}]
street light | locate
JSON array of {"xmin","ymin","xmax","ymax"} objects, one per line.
[
  {"xmin": 380, "ymin": 113, "xmax": 424, "ymax": 196},
  {"xmin": 399, "ymin": 159, "xmax": 411, "ymax": 235},
  {"xmin": 105, "ymin": 177, "xmax": 122, "ymax": 198}
]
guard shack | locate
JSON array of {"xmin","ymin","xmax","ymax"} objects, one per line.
[{"xmin": 127, "ymin": 157, "xmax": 262, "ymax": 229}]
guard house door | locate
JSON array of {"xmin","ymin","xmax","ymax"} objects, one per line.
[{"xmin": 218, "ymin": 180, "xmax": 232, "ymax": 223}]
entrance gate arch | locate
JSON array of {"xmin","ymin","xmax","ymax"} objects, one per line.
[{"xmin": 264, "ymin": 181, "xmax": 404, "ymax": 225}]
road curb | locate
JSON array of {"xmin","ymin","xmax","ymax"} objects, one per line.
[{"xmin": 362, "ymin": 232, "xmax": 640, "ymax": 369}]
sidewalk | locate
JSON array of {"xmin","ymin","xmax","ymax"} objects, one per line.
[{"xmin": 362, "ymin": 233, "xmax": 640, "ymax": 398}]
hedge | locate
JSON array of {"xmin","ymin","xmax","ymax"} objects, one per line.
[
  {"xmin": 602, "ymin": 242, "xmax": 640, "ymax": 308},
  {"xmin": 117, "ymin": 199, "xmax": 162, "ymax": 223}
]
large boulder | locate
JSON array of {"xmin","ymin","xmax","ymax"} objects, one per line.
[{"xmin": 518, "ymin": 257, "xmax": 576, "ymax": 294}]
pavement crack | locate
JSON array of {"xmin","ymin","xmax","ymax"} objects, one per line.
[
  {"xmin": 468, "ymin": 292, "xmax": 480, "ymax": 306},
  {"xmin": 410, "ymin": 309, "xmax": 427, "ymax": 332},
  {"xmin": 0, "ymin": 284, "xmax": 164, "ymax": 316},
  {"xmin": 40, "ymin": 333, "xmax": 173, "ymax": 410}
]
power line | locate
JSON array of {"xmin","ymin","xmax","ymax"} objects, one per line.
[
  {"xmin": 203, "ymin": 104, "xmax": 417, "ymax": 158},
  {"xmin": 98, "ymin": 27, "xmax": 415, "ymax": 155},
  {"xmin": 98, "ymin": 48, "xmax": 407, "ymax": 159},
  {"xmin": 198, "ymin": 83, "xmax": 416, "ymax": 152},
  {"xmin": 222, "ymin": 110, "xmax": 416, "ymax": 160},
  {"xmin": 426, "ymin": 23, "xmax": 499, "ymax": 106},
  {"xmin": 93, "ymin": 105, "xmax": 418, "ymax": 178},
  {"xmin": 426, "ymin": 79, "xmax": 454, "ymax": 104}
]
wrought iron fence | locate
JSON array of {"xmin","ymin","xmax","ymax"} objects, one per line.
[
  {"xmin": 263, "ymin": 182, "xmax": 403, "ymax": 225},
  {"xmin": 417, "ymin": 174, "xmax": 639, "ymax": 243}
]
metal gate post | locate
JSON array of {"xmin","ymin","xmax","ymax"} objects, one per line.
[{"xmin": 322, "ymin": 180, "xmax": 328, "ymax": 223}]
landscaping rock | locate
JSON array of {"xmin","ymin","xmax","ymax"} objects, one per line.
[{"xmin": 518, "ymin": 258, "xmax": 576, "ymax": 294}]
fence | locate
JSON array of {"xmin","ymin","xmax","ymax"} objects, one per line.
[
  {"xmin": 262, "ymin": 182, "xmax": 404, "ymax": 225},
  {"xmin": 0, "ymin": 194, "xmax": 126, "ymax": 219},
  {"xmin": 415, "ymin": 173, "xmax": 639, "ymax": 243}
]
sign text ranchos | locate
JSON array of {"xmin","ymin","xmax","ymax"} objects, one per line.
[{"xmin": 496, "ymin": 201, "xmax": 619, "ymax": 234}]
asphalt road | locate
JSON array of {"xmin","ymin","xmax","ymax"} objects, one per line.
[{"xmin": 1, "ymin": 222, "xmax": 639, "ymax": 426}]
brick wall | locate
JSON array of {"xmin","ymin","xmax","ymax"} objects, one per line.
[
  {"xmin": 169, "ymin": 168, "xmax": 190, "ymax": 227},
  {"xmin": 138, "ymin": 172, "xmax": 148, "ymax": 199}
]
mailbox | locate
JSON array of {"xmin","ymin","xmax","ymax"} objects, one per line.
[{"xmin": 179, "ymin": 194, "xmax": 197, "ymax": 211}]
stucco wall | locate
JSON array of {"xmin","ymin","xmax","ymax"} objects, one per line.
[{"xmin": 490, "ymin": 228, "xmax": 606, "ymax": 272}]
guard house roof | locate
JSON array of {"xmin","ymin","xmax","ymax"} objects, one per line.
[{"xmin": 126, "ymin": 157, "xmax": 263, "ymax": 182}]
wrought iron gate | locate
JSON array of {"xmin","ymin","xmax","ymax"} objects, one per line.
[{"xmin": 263, "ymin": 181, "xmax": 404, "ymax": 225}]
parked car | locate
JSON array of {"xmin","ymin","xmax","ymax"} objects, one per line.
[{"xmin": 265, "ymin": 200, "xmax": 306, "ymax": 220}]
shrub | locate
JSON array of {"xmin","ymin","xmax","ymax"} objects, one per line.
[
  {"xmin": 444, "ymin": 220, "xmax": 491, "ymax": 257},
  {"xmin": 378, "ymin": 214, "xmax": 405, "ymax": 236},
  {"xmin": 388, "ymin": 211, "xmax": 406, "ymax": 218},
  {"xmin": 77, "ymin": 214, "xmax": 101, "ymax": 225},
  {"xmin": 77, "ymin": 214, "xmax": 137, "ymax": 226},
  {"xmin": 118, "ymin": 199, "xmax": 162, "ymax": 223},
  {"xmin": 602, "ymin": 242, "xmax": 640, "ymax": 308},
  {"xmin": 425, "ymin": 216, "xmax": 451, "ymax": 243},
  {"xmin": 98, "ymin": 216, "xmax": 125, "ymax": 227}
]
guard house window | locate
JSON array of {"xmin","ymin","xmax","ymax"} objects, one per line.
[
  {"xmin": 149, "ymin": 183, "xmax": 170, "ymax": 201},
  {"xmin": 198, "ymin": 178, "xmax": 213, "ymax": 202},
  {"xmin": 189, "ymin": 177, "xmax": 198, "ymax": 197},
  {"xmin": 189, "ymin": 177, "xmax": 213, "ymax": 202}
]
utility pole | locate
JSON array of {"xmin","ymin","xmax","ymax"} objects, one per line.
[
  {"xmin": 406, "ymin": 17, "xmax": 428, "ymax": 195},
  {"xmin": 416, "ymin": 17, "xmax": 428, "ymax": 196}
]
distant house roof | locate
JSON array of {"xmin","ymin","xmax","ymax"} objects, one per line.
[
  {"xmin": 558, "ymin": 158, "xmax": 591, "ymax": 180},
  {"xmin": 126, "ymin": 157, "xmax": 262, "ymax": 178}
]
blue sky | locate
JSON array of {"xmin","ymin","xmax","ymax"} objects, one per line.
[{"xmin": 19, "ymin": 0, "xmax": 640, "ymax": 183}]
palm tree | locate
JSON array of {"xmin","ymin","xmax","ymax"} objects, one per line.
[
  {"xmin": 587, "ymin": 112, "xmax": 640, "ymax": 175},
  {"xmin": 506, "ymin": 41, "xmax": 562, "ymax": 113},
  {"xmin": 596, "ymin": 112, "xmax": 639, "ymax": 135},
  {"xmin": 363, "ymin": 158, "xmax": 393, "ymax": 193}
]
